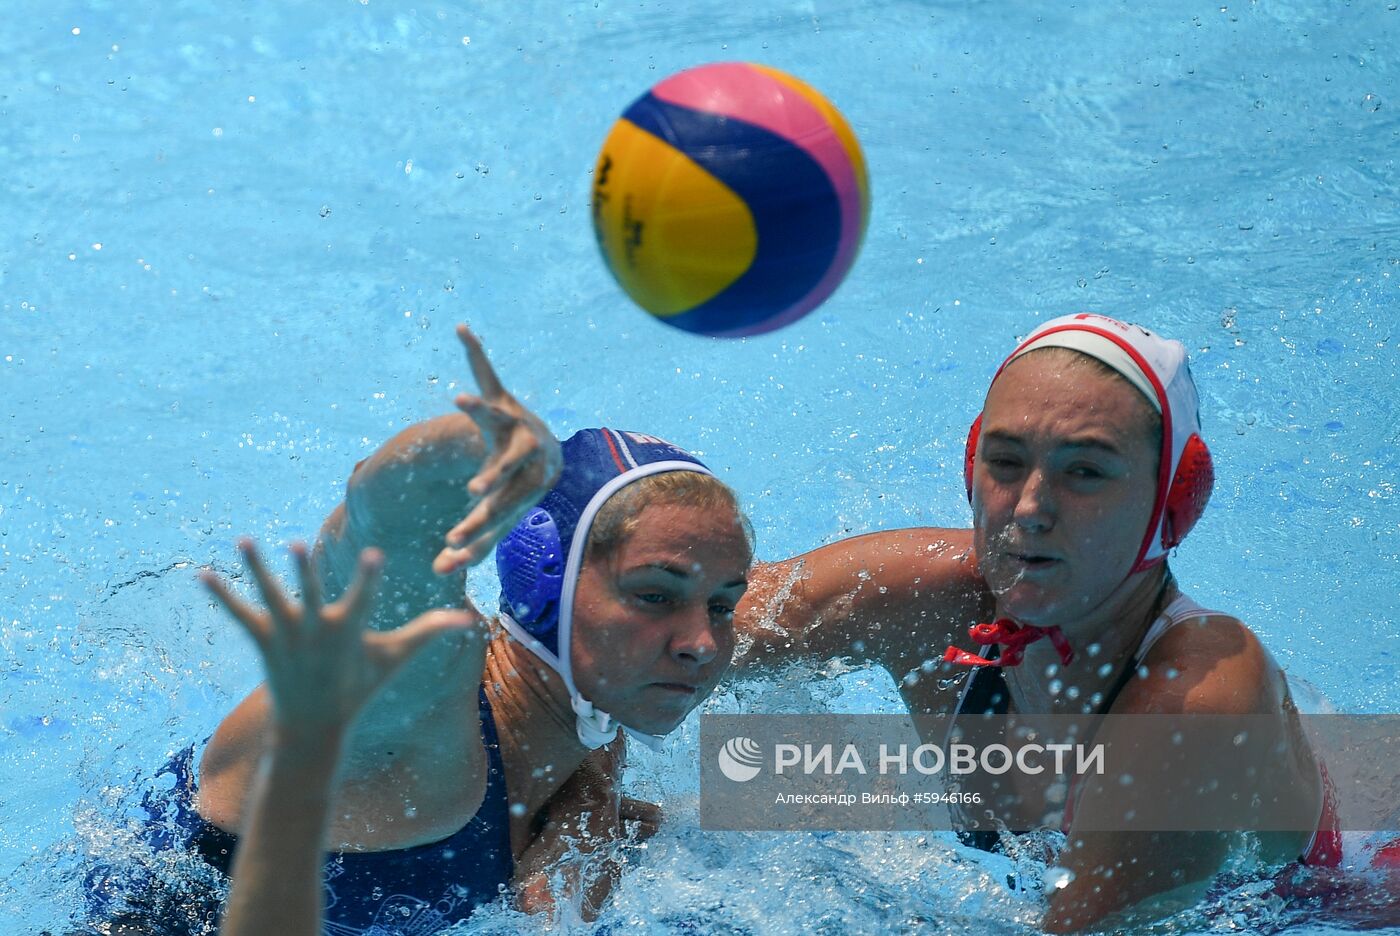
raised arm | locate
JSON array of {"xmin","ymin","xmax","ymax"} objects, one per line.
[
  {"xmin": 734, "ymin": 528, "xmax": 993, "ymax": 680},
  {"xmin": 316, "ymin": 324, "xmax": 563, "ymax": 627},
  {"xmin": 203, "ymin": 542, "xmax": 486, "ymax": 936},
  {"xmin": 199, "ymin": 324, "xmax": 560, "ymax": 835}
]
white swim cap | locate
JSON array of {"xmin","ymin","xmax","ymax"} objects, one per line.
[{"xmin": 984, "ymin": 313, "xmax": 1215, "ymax": 572}]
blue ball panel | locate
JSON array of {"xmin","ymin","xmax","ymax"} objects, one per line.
[{"xmin": 622, "ymin": 93, "xmax": 841, "ymax": 334}]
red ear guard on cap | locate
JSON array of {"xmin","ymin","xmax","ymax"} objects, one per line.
[
  {"xmin": 1160, "ymin": 432, "xmax": 1213, "ymax": 550},
  {"xmin": 963, "ymin": 416, "xmax": 1214, "ymax": 561},
  {"xmin": 963, "ymin": 415, "xmax": 982, "ymax": 503}
]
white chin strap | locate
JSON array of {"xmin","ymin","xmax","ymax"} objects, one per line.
[
  {"xmin": 498, "ymin": 613, "xmax": 666, "ymax": 752},
  {"xmin": 570, "ymin": 693, "xmax": 620, "ymax": 749},
  {"xmin": 570, "ymin": 693, "xmax": 665, "ymax": 751}
]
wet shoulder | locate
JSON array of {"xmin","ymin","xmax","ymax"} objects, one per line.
[
  {"xmin": 196, "ymin": 687, "xmax": 272, "ymax": 829},
  {"xmin": 1114, "ymin": 614, "xmax": 1283, "ymax": 716}
]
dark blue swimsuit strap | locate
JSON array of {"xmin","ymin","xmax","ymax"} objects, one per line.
[
  {"xmin": 114, "ymin": 686, "xmax": 516, "ymax": 934},
  {"xmin": 475, "ymin": 682, "xmax": 513, "ymax": 856}
]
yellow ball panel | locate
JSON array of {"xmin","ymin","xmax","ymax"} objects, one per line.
[{"xmin": 591, "ymin": 118, "xmax": 757, "ymax": 317}]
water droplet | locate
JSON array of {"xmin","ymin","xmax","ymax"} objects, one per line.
[
  {"xmin": 1097, "ymin": 662, "xmax": 1113, "ymax": 678},
  {"xmin": 510, "ymin": 802, "xmax": 526, "ymax": 817},
  {"xmin": 319, "ymin": 205, "xmax": 332, "ymax": 218},
  {"xmin": 71, "ymin": 26, "xmax": 81, "ymax": 35}
]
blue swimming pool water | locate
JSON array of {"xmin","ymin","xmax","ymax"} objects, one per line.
[{"xmin": 3, "ymin": 1, "xmax": 1398, "ymax": 932}]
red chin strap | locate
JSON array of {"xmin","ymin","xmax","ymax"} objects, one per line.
[{"xmin": 943, "ymin": 619, "xmax": 1075, "ymax": 668}]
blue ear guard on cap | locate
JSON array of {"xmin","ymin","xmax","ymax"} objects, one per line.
[
  {"xmin": 496, "ymin": 507, "xmax": 563, "ymax": 639},
  {"xmin": 493, "ymin": 428, "xmax": 713, "ymax": 751}
]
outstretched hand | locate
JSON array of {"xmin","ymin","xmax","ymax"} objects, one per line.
[
  {"xmin": 433, "ymin": 324, "xmax": 563, "ymax": 575},
  {"xmin": 202, "ymin": 540, "xmax": 485, "ymax": 738}
]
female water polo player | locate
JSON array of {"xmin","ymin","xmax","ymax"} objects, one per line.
[
  {"xmin": 732, "ymin": 314, "xmax": 1351, "ymax": 930},
  {"xmin": 86, "ymin": 327, "xmax": 751, "ymax": 934}
]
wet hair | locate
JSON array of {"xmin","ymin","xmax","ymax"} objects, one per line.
[
  {"xmin": 585, "ymin": 471, "xmax": 755, "ymax": 565},
  {"xmin": 1011, "ymin": 346, "xmax": 1163, "ymax": 457}
]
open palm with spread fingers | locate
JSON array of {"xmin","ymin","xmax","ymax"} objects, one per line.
[
  {"xmin": 202, "ymin": 539, "xmax": 485, "ymax": 736},
  {"xmin": 434, "ymin": 324, "xmax": 564, "ymax": 575}
]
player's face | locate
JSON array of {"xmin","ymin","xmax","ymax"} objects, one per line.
[
  {"xmin": 971, "ymin": 354, "xmax": 1159, "ymax": 631},
  {"xmin": 571, "ymin": 501, "xmax": 750, "ymax": 735}
]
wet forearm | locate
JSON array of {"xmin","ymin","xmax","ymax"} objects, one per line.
[
  {"xmin": 349, "ymin": 412, "xmax": 486, "ymax": 494},
  {"xmin": 342, "ymin": 414, "xmax": 487, "ymax": 546},
  {"xmin": 1044, "ymin": 831, "xmax": 1225, "ymax": 932},
  {"xmin": 735, "ymin": 529, "xmax": 984, "ymax": 672},
  {"xmin": 314, "ymin": 415, "xmax": 489, "ymax": 613},
  {"xmin": 219, "ymin": 729, "xmax": 343, "ymax": 936}
]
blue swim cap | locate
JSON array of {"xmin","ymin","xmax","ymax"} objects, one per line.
[{"xmin": 494, "ymin": 428, "xmax": 712, "ymax": 749}]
